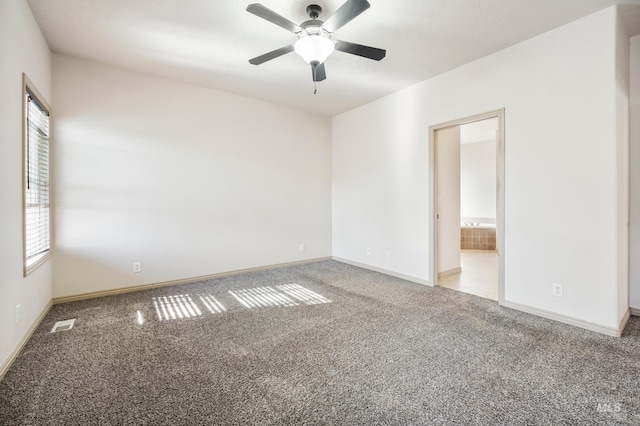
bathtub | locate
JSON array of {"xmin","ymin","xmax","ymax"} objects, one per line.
[
  {"xmin": 460, "ymin": 223, "xmax": 496, "ymax": 250},
  {"xmin": 460, "ymin": 222, "xmax": 496, "ymax": 229}
]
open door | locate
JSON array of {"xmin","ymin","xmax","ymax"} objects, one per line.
[
  {"xmin": 430, "ymin": 109, "xmax": 505, "ymax": 304},
  {"xmin": 435, "ymin": 126, "xmax": 461, "ymax": 277}
]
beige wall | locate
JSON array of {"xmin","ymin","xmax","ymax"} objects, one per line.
[
  {"xmin": 52, "ymin": 55, "xmax": 332, "ymax": 298},
  {"xmin": 0, "ymin": 0, "xmax": 53, "ymax": 375}
]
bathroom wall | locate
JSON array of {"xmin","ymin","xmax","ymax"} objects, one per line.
[{"xmin": 460, "ymin": 139, "xmax": 496, "ymax": 222}]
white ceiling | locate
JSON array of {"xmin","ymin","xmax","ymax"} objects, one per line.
[{"xmin": 27, "ymin": 0, "xmax": 640, "ymax": 116}]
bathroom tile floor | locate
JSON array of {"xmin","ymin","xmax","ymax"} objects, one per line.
[{"xmin": 438, "ymin": 249, "xmax": 498, "ymax": 301}]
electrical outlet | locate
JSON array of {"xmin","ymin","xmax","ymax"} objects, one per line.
[
  {"xmin": 552, "ymin": 283, "xmax": 564, "ymax": 297},
  {"xmin": 133, "ymin": 262, "xmax": 142, "ymax": 273},
  {"xmin": 16, "ymin": 304, "xmax": 21, "ymax": 324},
  {"xmin": 385, "ymin": 250, "xmax": 391, "ymax": 260},
  {"xmin": 366, "ymin": 247, "xmax": 371, "ymax": 255},
  {"xmin": 299, "ymin": 243, "xmax": 305, "ymax": 252}
]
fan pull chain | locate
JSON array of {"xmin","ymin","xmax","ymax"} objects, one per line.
[{"xmin": 312, "ymin": 64, "xmax": 318, "ymax": 94}]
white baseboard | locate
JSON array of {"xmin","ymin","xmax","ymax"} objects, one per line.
[
  {"xmin": 0, "ymin": 299, "xmax": 52, "ymax": 381},
  {"xmin": 619, "ymin": 309, "xmax": 632, "ymax": 334},
  {"xmin": 438, "ymin": 267, "xmax": 462, "ymax": 278},
  {"xmin": 332, "ymin": 257, "xmax": 431, "ymax": 286},
  {"xmin": 53, "ymin": 257, "xmax": 332, "ymax": 304},
  {"xmin": 502, "ymin": 301, "xmax": 629, "ymax": 337},
  {"xmin": 630, "ymin": 307, "xmax": 640, "ymax": 317}
]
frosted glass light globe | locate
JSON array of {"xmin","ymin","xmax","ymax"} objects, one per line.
[{"xmin": 294, "ymin": 36, "xmax": 335, "ymax": 64}]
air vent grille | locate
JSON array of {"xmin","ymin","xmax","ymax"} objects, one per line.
[{"xmin": 51, "ymin": 319, "xmax": 76, "ymax": 333}]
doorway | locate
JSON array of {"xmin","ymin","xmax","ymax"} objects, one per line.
[{"xmin": 430, "ymin": 109, "xmax": 505, "ymax": 304}]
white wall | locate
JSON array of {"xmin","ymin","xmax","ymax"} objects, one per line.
[
  {"xmin": 333, "ymin": 7, "xmax": 626, "ymax": 331},
  {"xmin": 461, "ymin": 139, "xmax": 496, "ymax": 221},
  {"xmin": 615, "ymin": 10, "xmax": 630, "ymax": 321},
  {"xmin": 52, "ymin": 54, "xmax": 332, "ymax": 298},
  {"xmin": 0, "ymin": 0, "xmax": 52, "ymax": 373},
  {"xmin": 630, "ymin": 34, "xmax": 640, "ymax": 311},
  {"xmin": 436, "ymin": 126, "xmax": 460, "ymax": 274}
]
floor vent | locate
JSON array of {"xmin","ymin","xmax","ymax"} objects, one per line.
[{"xmin": 51, "ymin": 319, "xmax": 76, "ymax": 333}]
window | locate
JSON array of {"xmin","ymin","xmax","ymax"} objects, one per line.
[{"xmin": 23, "ymin": 74, "xmax": 51, "ymax": 276}]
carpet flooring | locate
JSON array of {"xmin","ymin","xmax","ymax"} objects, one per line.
[{"xmin": 1, "ymin": 260, "xmax": 639, "ymax": 425}]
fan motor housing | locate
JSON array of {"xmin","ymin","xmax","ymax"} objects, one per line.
[
  {"xmin": 306, "ymin": 4, "xmax": 322, "ymax": 19},
  {"xmin": 300, "ymin": 20, "xmax": 325, "ymax": 33}
]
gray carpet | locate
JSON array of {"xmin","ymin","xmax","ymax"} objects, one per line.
[{"xmin": 1, "ymin": 260, "xmax": 639, "ymax": 425}]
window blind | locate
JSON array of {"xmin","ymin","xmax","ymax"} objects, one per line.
[{"xmin": 24, "ymin": 88, "xmax": 50, "ymax": 264}]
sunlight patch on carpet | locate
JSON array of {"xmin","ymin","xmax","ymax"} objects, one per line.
[
  {"xmin": 149, "ymin": 285, "xmax": 330, "ymax": 321},
  {"xmin": 153, "ymin": 294, "xmax": 202, "ymax": 321},
  {"xmin": 229, "ymin": 284, "xmax": 331, "ymax": 309},
  {"xmin": 276, "ymin": 284, "xmax": 332, "ymax": 305},
  {"xmin": 199, "ymin": 294, "xmax": 227, "ymax": 314},
  {"xmin": 229, "ymin": 286, "xmax": 298, "ymax": 309}
]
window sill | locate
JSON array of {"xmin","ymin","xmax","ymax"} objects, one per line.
[{"xmin": 24, "ymin": 251, "xmax": 52, "ymax": 277}]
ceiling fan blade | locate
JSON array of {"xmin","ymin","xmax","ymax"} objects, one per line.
[
  {"xmin": 249, "ymin": 45, "xmax": 294, "ymax": 65},
  {"xmin": 322, "ymin": 0, "xmax": 370, "ymax": 33},
  {"xmin": 312, "ymin": 62, "xmax": 327, "ymax": 82},
  {"xmin": 334, "ymin": 40, "xmax": 386, "ymax": 61},
  {"xmin": 246, "ymin": 3, "xmax": 302, "ymax": 33}
]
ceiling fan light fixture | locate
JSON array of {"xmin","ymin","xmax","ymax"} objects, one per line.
[{"xmin": 294, "ymin": 35, "xmax": 335, "ymax": 64}]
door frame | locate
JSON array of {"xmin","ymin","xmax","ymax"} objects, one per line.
[{"xmin": 429, "ymin": 108, "xmax": 505, "ymax": 304}]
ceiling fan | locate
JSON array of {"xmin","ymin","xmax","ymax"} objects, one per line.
[{"xmin": 246, "ymin": 0, "xmax": 386, "ymax": 92}]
